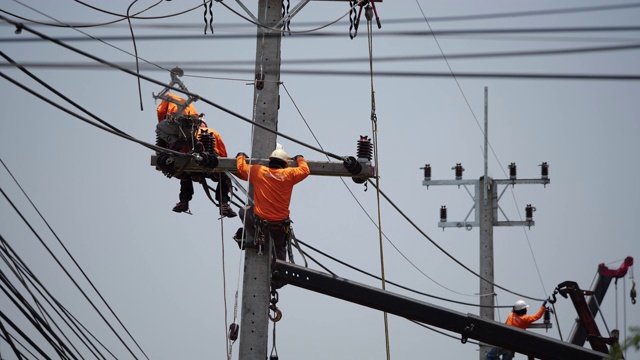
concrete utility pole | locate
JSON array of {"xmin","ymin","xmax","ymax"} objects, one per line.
[
  {"xmin": 421, "ymin": 87, "xmax": 550, "ymax": 360},
  {"xmin": 237, "ymin": 1, "xmax": 283, "ymax": 359}
]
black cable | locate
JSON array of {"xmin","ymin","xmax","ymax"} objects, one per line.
[
  {"xmin": 0, "ymin": 68, "xmax": 184, "ymax": 158},
  {"xmin": 4, "ymin": 41, "xmax": 640, "ymax": 68},
  {"xmin": 0, "ymin": 277, "xmax": 74, "ymax": 359},
  {"xmin": 366, "ymin": 179, "xmax": 545, "ymax": 302},
  {"xmin": 5, "ymin": 2, "xmax": 640, "ymax": 28},
  {"xmin": 4, "ymin": 26, "xmax": 640, "ymax": 42},
  {"xmin": 297, "ymin": 249, "xmax": 336, "ymax": 276},
  {"xmin": 0, "ymin": 15, "xmax": 349, "ymax": 161},
  {"xmin": 0, "ymin": 242, "xmax": 111, "ymax": 360},
  {"xmin": 0, "ymin": 51, "xmax": 129, "ymax": 136},
  {"xmin": 295, "ymin": 239, "xmax": 511, "ymax": 308},
  {"xmin": 0, "ymin": 315, "xmax": 25, "ymax": 360},
  {"xmin": 409, "ymin": 319, "xmax": 480, "ymax": 346},
  {"xmin": 0, "ymin": 309, "xmax": 54, "ymax": 360},
  {"xmin": 0, "ymin": 331, "xmax": 41, "ymax": 359},
  {"xmin": 7, "ymin": 60, "xmax": 637, "ymax": 81},
  {"xmin": 0, "ymin": 0, "xmax": 208, "ymax": 28},
  {"xmin": 0, "ymin": 188, "xmax": 143, "ymax": 360}
]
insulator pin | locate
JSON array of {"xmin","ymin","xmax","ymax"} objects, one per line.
[
  {"xmin": 508, "ymin": 162, "xmax": 517, "ymax": 180},
  {"xmin": 452, "ymin": 163, "xmax": 464, "ymax": 180},
  {"xmin": 422, "ymin": 164, "xmax": 431, "ymax": 180},
  {"xmin": 540, "ymin": 162, "xmax": 549, "ymax": 179}
]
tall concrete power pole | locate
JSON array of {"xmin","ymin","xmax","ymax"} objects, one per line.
[
  {"xmin": 238, "ymin": 1, "xmax": 283, "ymax": 358},
  {"xmin": 421, "ymin": 87, "xmax": 550, "ymax": 360}
]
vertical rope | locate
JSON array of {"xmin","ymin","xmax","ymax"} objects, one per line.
[
  {"xmin": 219, "ymin": 216, "xmax": 231, "ymax": 360},
  {"xmin": 366, "ymin": 7, "xmax": 390, "ymax": 360}
]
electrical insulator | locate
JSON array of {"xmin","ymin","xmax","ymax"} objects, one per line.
[
  {"xmin": 452, "ymin": 163, "xmax": 464, "ymax": 180},
  {"xmin": 509, "ymin": 162, "xmax": 517, "ymax": 180},
  {"xmin": 540, "ymin": 162, "xmax": 549, "ymax": 179},
  {"xmin": 421, "ymin": 164, "xmax": 431, "ymax": 180},
  {"xmin": 440, "ymin": 205, "xmax": 447, "ymax": 223},
  {"xmin": 356, "ymin": 135, "xmax": 373, "ymax": 161},
  {"xmin": 199, "ymin": 131, "xmax": 216, "ymax": 155},
  {"xmin": 229, "ymin": 323, "xmax": 239, "ymax": 341},
  {"xmin": 543, "ymin": 307, "xmax": 551, "ymax": 332},
  {"xmin": 525, "ymin": 204, "xmax": 533, "ymax": 221}
]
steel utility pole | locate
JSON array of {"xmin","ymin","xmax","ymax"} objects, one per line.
[{"xmin": 421, "ymin": 87, "xmax": 550, "ymax": 360}]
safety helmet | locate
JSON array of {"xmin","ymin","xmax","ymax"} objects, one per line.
[
  {"xmin": 513, "ymin": 300, "xmax": 529, "ymax": 311},
  {"xmin": 269, "ymin": 143, "xmax": 289, "ymax": 162}
]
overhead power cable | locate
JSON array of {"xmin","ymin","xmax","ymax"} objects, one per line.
[
  {"xmin": 4, "ymin": 26, "xmax": 640, "ymax": 42},
  {"xmin": 4, "ymin": 2, "xmax": 640, "ymax": 28},
  {"xmin": 0, "ymin": 188, "xmax": 144, "ymax": 360},
  {"xmin": 4, "ymin": 40, "xmax": 640, "ymax": 67},
  {"xmin": 366, "ymin": 180, "xmax": 545, "ymax": 302},
  {"xmin": 2, "ymin": 0, "xmax": 209, "ymax": 28},
  {"xmin": 0, "ymin": 15, "xmax": 350, "ymax": 162},
  {"xmin": 296, "ymin": 239, "xmax": 511, "ymax": 308},
  {"xmin": 281, "ymin": 83, "xmax": 485, "ymax": 297},
  {"xmin": 5, "ymin": 61, "xmax": 639, "ymax": 82},
  {"xmin": 1, "ymin": 157, "xmax": 150, "ymax": 360}
]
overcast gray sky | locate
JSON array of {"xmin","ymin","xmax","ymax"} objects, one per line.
[{"xmin": 1, "ymin": 1, "xmax": 639, "ymax": 359}]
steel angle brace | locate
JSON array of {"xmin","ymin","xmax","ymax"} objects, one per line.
[{"xmin": 152, "ymin": 67, "xmax": 197, "ymax": 117}]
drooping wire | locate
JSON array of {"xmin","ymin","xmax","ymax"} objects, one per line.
[
  {"xmin": 282, "ymin": 82, "xmax": 494, "ymax": 297},
  {"xmin": 0, "ymin": 188, "xmax": 144, "ymax": 360},
  {"xmin": 295, "ymin": 239, "xmax": 511, "ymax": 308},
  {"xmin": 217, "ymin": 0, "xmax": 361, "ymax": 34},
  {"xmin": 366, "ymin": 180, "xmax": 545, "ymax": 302},
  {"xmin": 415, "ymin": 0, "xmax": 549, "ymax": 297},
  {"xmin": 0, "ymin": 249, "xmax": 99, "ymax": 360}
]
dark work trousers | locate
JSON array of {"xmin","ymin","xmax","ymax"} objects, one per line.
[
  {"xmin": 239, "ymin": 206, "xmax": 288, "ymax": 261},
  {"xmin": 179, "ymin": 173, "xmax": 232, "ymax": 206},
  {"xmin": 210, "ymin": 172, "xmax": 232, "ymax": 205}
]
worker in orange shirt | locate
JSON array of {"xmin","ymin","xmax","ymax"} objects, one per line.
[
  {"xmin": 485, "ymin": 299, "xmax": 548, "ymax": 360},
  {"xmin": 155, "ymin": 93, "xmax": 201, "ymax": 151},
  {"xmin": 234, "ymin": 144, "xmax": 310, "ymax": 264},
  {"xmin": 155, "ymin": 93, "xmax": 236, "ymax": 217}
]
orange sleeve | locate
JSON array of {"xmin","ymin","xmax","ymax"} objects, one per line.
[
  {"xmin": 236, "ymin": 155, "xmax": 249, "ymax": 181},
  {"xmin": 157, "ymin": 100, "xmax": 169, "ymax": 122},
  {"xmin": 212, "ymin": 130, "xmax": 227, "ymax": 157},
  {"xmin": 292, "ymin": 157, "xmax": 311, "ymax": 182},
  {"xmin": 521, "ymin": 306, "xmax": 545, "ymax": 324}
]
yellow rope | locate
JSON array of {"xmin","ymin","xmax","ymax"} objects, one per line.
[{"xmin": 366, "ymin": 6, "xmax": 391, "ymax": 360}]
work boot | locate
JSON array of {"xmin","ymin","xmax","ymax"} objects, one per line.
[
  {"xmin": 220, "ymin": 203, "xmax": 237, "ymax": 218},
  {"xmin": 172, "ymin": 201, "xmax": 191, "ymax": 214}
]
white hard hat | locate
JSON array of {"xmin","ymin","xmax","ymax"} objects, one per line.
[
  {"xmin": 513, "ymin": 299, "xmax": 529, "ymax": 311},
  {"xmin": 269, "ymin": 143, "xmax": 289, "ymax": 162}
]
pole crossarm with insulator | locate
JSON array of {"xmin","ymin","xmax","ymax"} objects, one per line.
[{"xmin": 150, "ymin": 155, "xmax": 375, "ymax": 178}]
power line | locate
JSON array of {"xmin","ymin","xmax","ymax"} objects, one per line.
[
  {"xmin": 3, "ymin": 26, "xmax": 640, "ymax": 42},
  {"xmin": 0, "ymin": 157, "xmax": 150, "ymax": 360},
  {"xmin": 4, "ymin": 2, "xmax": 640, "ymax": 28},
  {"xmin": 3, "ymin": 41, "xmax": 639, "ymax": 68},
  {"xmin": 296, "ymin": 239, "xmax": 511, "ymax": 308}
]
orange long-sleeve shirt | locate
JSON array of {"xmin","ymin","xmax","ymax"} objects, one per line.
[
  {"xmin": 236, "ymin": 155, "xmax": 310, "ymax": 221},
  {"xmin": 156, "ymin": 93, "xmax": 199, "ymax": 122},
  {"xmin": 505, "ymin": 306, "xmax": 545, "ymax": 330}
]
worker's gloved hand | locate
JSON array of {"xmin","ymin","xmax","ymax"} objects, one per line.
[
  {"xmin": 542, "ymin": 298, "xmax": 548, "ymax": 307},
  {"xmin": 293, "ymin": 155, "xmax": 304, "ymax": 161},
  {"xmin": 236, "ymin": 152, "xmax": 248, "ymax": 159}
]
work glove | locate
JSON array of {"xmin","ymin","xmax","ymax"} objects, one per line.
[
  {"xmin": 293, "ymin": 155, "xmax": 304, "ymax": 161},
  {"xmin": 236, "ymin": 152, "xmax": 248, "ymax": 159}
]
